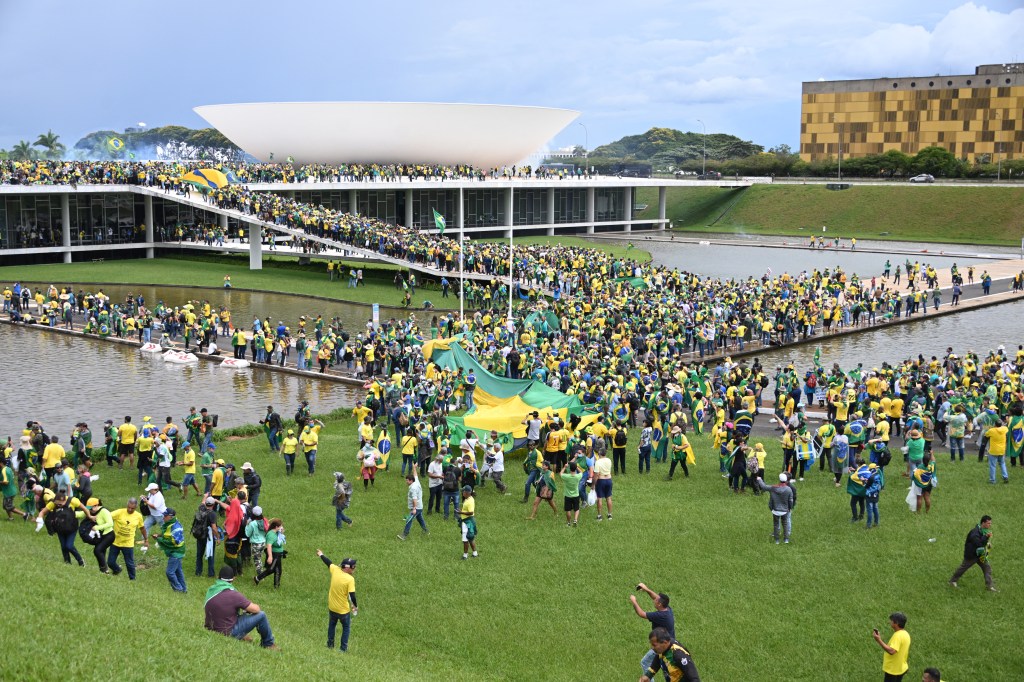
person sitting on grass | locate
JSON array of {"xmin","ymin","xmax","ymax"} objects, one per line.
[{"xmin": 204, "ymin": 566, "xmax": 279, "ymax": 650}]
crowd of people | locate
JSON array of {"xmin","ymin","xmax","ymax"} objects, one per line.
[
  {"xmin": 0, "ymin": 159, "xmax": 596, "ymax": 188},
  {"xmin": 4, "ymin": 159, "xmax": 1020, "ymax": 677}
]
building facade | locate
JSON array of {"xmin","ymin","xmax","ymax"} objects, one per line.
[{"xmin": 800, "ymin": 63, "xmax": 1024, "ymax": 163}]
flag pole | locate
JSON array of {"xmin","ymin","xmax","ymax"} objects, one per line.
[
  {"xmin": 508, "ymin": 229, "xmax": 514, "ymax": 346},
  {"xmin": 459, "ymin": 224, "xmax": 464, "ymax": 323}
]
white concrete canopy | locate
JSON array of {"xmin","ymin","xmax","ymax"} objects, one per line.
[{"xmin": 194, "ymin": 102, "xmax": 579, "ymax": 167}]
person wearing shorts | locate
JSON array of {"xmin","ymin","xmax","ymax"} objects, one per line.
[{"xmin": 593, "ymin": 449, "xmax": 613, "ymax": 521}]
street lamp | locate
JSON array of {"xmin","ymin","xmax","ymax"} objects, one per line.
[
  {"xmin": 697, "ymin": 119, "xmax": 706, "ymax": 176},
  {"xmin": 578, "ymin": 122, "xmax": 588, "ymax": 173}
]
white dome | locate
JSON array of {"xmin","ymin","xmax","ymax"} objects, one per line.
[{"xmin": 193, "ymin": 102, "xmax": 579, "ymax": 167}]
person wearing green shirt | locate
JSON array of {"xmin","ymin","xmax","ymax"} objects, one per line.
[
  {"xmin": 526, "ymin": 460, "xmax": 557, "ymax": 521},
  {"xmin": 155, "ymin": 508, "xmax": 188, "ymax": 593},
  {"xmin": 254, "ymin": 518, "xmax": 286, "ymax": 588},
  {"xmin": 200, "ymin": 446, "xmax": 215, "ymax": 494},
  {"xmin": 521, "ymin": 446, "xmax": 543, "ymax": 503},
  {"xmin": 1, "ymin": 459, "xmax": 26, "ymax": 520},
  {"xmin": 947, "ymin": 405, "xmax": 969, "ymax": 462},
  {"xmin": 560, "ymin": 462, "xmax": 584, "ymax": 527},
  {"xmin": 245, "ymin": 507, "xmax": 269, "ymax": 576},
  {"xmin": 83, "ymin": 497, "xmax": 115, "ymax": 573}
]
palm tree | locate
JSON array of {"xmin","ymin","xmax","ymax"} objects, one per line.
[
  {"xmin": 34, "ymin": 129, "xmax": 66, "ymax": 160},
  {"xmin": 11, "ymin": 140, "xmax": 37, "ymax": 161}
]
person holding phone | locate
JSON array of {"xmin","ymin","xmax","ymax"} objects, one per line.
[{"xmin": 872, "ymin": 612, "xmax": 911, "ymax": 681}]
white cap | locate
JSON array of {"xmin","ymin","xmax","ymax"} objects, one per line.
[
  {"xmin": 242, "ymin": 462, "xmax": 253, "ymax": 470},
  {"xmin": 145, "ymin": 483, "xmax": 159, "ymax": 491},
  {"xmin": 778, "ymin": 473, "xmax": 788, "ymax": 482}
]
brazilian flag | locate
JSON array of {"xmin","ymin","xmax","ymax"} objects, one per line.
[{"xmin": 107, "ymin": 137, "xmax": 125, "ymax": 152}]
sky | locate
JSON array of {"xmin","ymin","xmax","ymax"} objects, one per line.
[{"xmin": 1, "ymin": 0, "xmax": 1022, "ymax": 154}]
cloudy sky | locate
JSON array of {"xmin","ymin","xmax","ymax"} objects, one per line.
[{"xmin": 1, "ymin": 0, "xmax": 1022, "ymax": 154}]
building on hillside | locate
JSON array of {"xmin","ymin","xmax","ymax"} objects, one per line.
[{"xmin": 800, "ymin": 63, "xmax": 1024, "ymax": 163}]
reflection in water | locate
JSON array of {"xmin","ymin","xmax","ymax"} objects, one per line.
[
  {"xmin": 0, "ymin": 325, "xmax": 359, "ymax": 440},
  {"xmin": 751, "ymin": 300, "xmax": 1024, "ymax": 371}
]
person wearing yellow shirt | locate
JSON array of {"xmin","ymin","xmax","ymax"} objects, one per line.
[
  {"xmin": 108, "ymin": 498, "xmax": 147, "ymax": 580},
  {"xmin": 281, "ymin": 429, "xmax": 299, "ymax": 476},
  {"xmin": 117, "ymin": 416, "xmax": 138, "ymax": 468},
  {"xmin": 178, "ymin": 442, "xmax": 201, "ymax": 499},
  {"xmin": 985, "ymin": 421, "xmax": 1010, "ymax": 484},
  {"xmin": 41, "ymin": 435, "xmax": 66, "ymax": 483},
  {"xmin": 211, "ymin": 460, "xmax": 226, "ymax": 499},
  {"xmin": 317, "ymin": 550, "xmax": 358, "ymax": 651},
  {"xmin": 357, "ymin": 416, "xmax": 374, "ymax": 447},
  {"xmin": 872, "ymin": 612, "xmax": 911, "ymax": 681},
  {"xmin": 301, "ymin": 420, "xmax": 324, "ymax": 475},
  {"xmin": 888, "ymin": 396, "xmax": 904, "ymax": 437}
]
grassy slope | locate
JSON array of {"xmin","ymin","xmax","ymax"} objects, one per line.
[
  {"xmin": 639, "ymin": 185, "xmax": 1024, "ymax": 246},
  {"xmin": 3, "ymin": 412, "xmax": 1021, "ymax": 681},
  {"xmin": 0, "ymin": 256, "xmax": 443, "ymax": 310}
]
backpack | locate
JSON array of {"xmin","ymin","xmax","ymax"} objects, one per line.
[
  {"xmin": 442, "ymin": 467, "xmax": 459, "ymax": 492},
  {"xmin": 78, "ymin": 518, "xmax": 100, "ymax": 545},
  {"xmin": 398, "ymin": 411, "xmax": 409, "ymax": 427},
  {"xmin": 190, "ymin": 507, "xmax": 209, "ymax": 539},
  {"xmin": 759, "ymin": 375, "xmax": 769, "ymax": 388},
  {"xmin": 46, "ymin": 504, "xmax": 79, "ymax": 536},
  {"xmin": 807, "ymin": 374, "xmax": 817, "ymax": 388},
  {"xmin": 877, "ymin": 447, "xmax": 893, "ymax": 468},
  {"xmin": 614, "ymin": 429, "xmax": 628, "ymax": 447}
]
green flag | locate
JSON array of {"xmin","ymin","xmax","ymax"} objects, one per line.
[
  {"xmin": 813, "ymin": 346, "xmax": 821, "ymax": 368},
  {"xmin": 286, "ymin": 155, "xmax": 295, "ymax": 163},
  {"xmin": 626, "ymin": 243, "xmax": 634, "ymax": 251},
  {"xmin": 432, "ymin": 208, "xmax": 446, "ymax": 235}
]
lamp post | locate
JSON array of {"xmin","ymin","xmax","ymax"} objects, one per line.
[
  {"xmin": 578, "ymin": 122, "xmax": 588, "ymax": 173},
  {"xmin": 697, "ymin": 119, "xmax": 706, "ymax": 176}
]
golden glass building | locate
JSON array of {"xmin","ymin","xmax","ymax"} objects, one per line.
[{"xmin": 800, "ymin": 63, "xmax": 1024, "ymax": 163}]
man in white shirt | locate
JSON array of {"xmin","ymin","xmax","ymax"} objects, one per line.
[
  {"xmin": 142, "ymin": 482, "xmax": 166, "ymax": 534},
  {"xmin": 155, "ymin": 435, "xmax": 177, "ymax": 492},
  {"xmin": 522, "ymin": 412, "xmax": 542, "ymax": 447},
  {"xmin": 485, "ymin": 442, "xmax": 507, "ymax": 494},
  {"xmin": 397, "ymin": 470, "xmax": 428, "ymax": 540},
  {"xmin": 426, "ymin": 453, "xmax": 444, "ymax": 515}
]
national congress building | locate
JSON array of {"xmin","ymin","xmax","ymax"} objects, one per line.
[{"xmin": 800, "ymin": 63, "xmax": 1024, "ymax": 163}]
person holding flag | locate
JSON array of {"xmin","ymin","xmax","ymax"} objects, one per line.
[{"xmin": 432, "ymin": 208, "xmax": 445, "ymax": 235}]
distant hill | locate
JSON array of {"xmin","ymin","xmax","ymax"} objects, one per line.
[{"xmin": 591, "ymin": 127, "xmax": 763, "ymax": 166}]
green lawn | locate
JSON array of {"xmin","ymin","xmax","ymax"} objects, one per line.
[
  {"xmin": 638, "ymin": 184, "xmax": 1024, "ymax": 246},
  {"xmin": 4, "ymin": 411, "xmax": 1020, "ymax": 681},
  {"xmin": 0, "ymin": 256, "xmax": 428, "ymax": 309}
]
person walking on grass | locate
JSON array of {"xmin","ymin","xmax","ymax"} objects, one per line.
[
  {"xmin": 253, "ymin": 518, "xmax": 286, "ymax": 588},
  {"xmin": 949, "ymin": 515, "xmax": 997, "ymax": 591},
  {"xmin": 333, "ymin": 473, "xmax": 354, "ymax": 529},
  {"xmin": 641, "ymin": 627, "xmax": 701, "ymax": 682},
  {"xmin": 754, "ymin": 472, "xmax": 794, "ymax": 544},
  {"xmin": 872, "ymin": 612, "xmax": 911, "ymax": 682},
  {"xmin": 457, "ymin": 485, "xmax": 478, "ymax": 559},
  {"xmin": 155, "ymin": 507, "xmax": 187, "ymax": 593},
  {"xmin": 316, "ymin": 550, "xmax": 357, "ymax": 652},
  {"xmin": 397, "ymin": 469, "xmax": 428, "ymax": 540},
  {"xmin": 631, "ymin": 583, "xmax": 676, "ymax": 680},
  {"xmin": 245, "ymin": 506, "xmax": 269, "ymax": 576},
  {"xmin": 108, "ymin": 498, "xmax": 147, "ymax": 580},
  {"xmin": 526, "ymin": 460, "xmax": 558, "ymax": 520}
]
